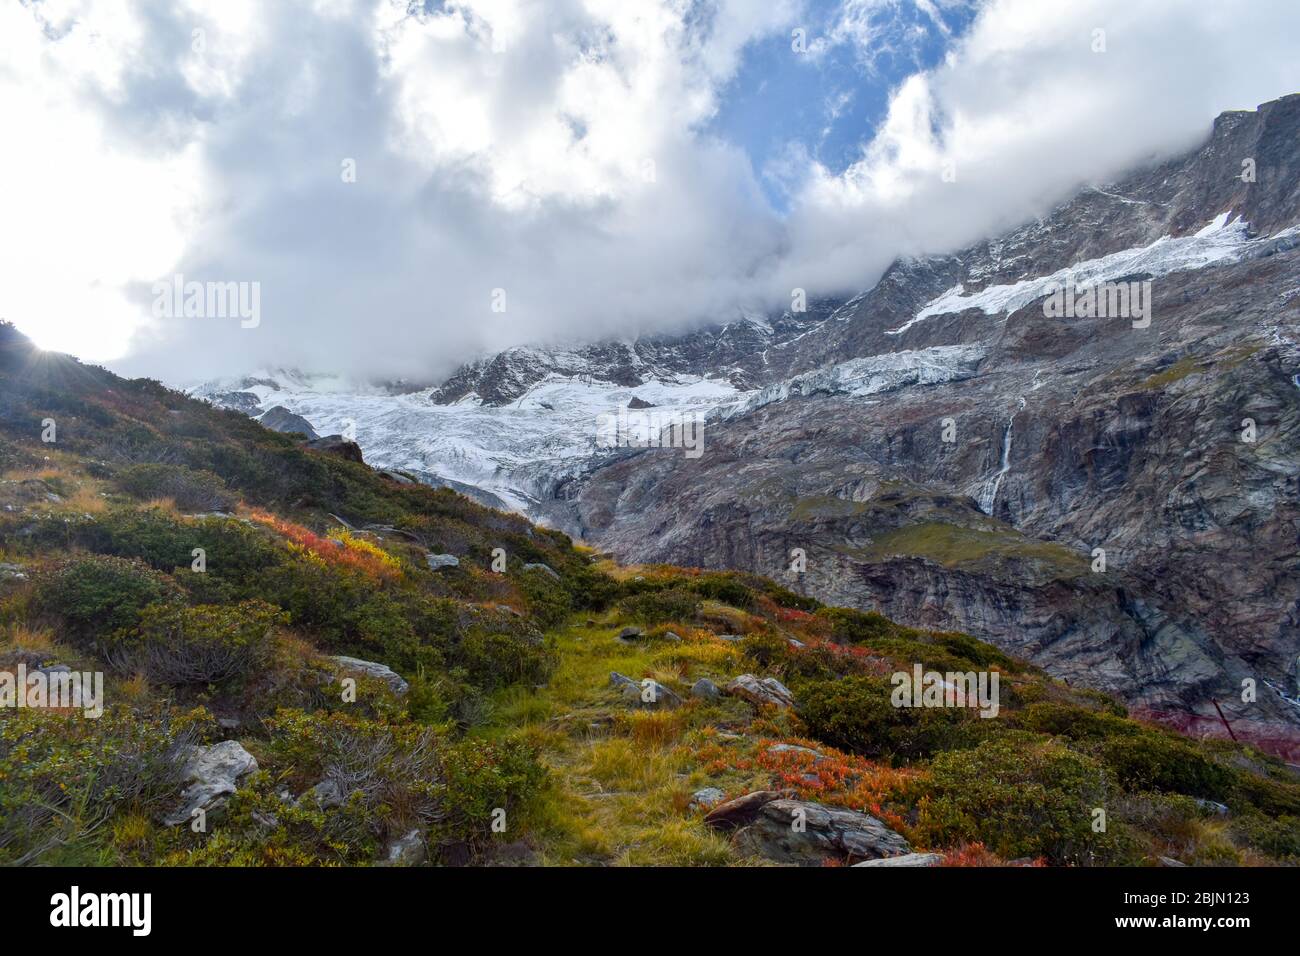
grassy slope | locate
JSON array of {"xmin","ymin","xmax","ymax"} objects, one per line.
[{"xmin": 2, "ymin": 322, "xmax": 1298, "ymax": 867}]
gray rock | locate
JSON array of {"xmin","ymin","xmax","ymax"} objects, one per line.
[
  {"xmin": 691, "ymin": 678, "xmax": 721, "ymax": 700},
  {"xmin": 689, "ymin": 787, "xmax": 727, "ymax": 810},
  {"xmin": 164, "ymin": 741, "xmax": 258, "ymax": 826},
  {"xmin": 426, "ymin": 552, "xmax": 460, "ymax": 570},
  {"xmin": 617, "ymin": 626, "xmax": 644, "ymax": 641},
  {"xmin": 297, "ymin": 779, "xmax": 345, "ymax": 810},
  {"xmin": 522, "ymin": 562, "xmax": 560, "ymax": 581},
  {"xmin": 1159, "ymin": 855, "xmax": 1188, "ymax": 867},
  {"xmin": 0, "ymin": 562, "xmax": 28, "ymax": 582},
  {"xmin": 853, "ymin": 852, "xmax": 943, "ymax": 867},
  {"xmin": 379, "ymin": 469, "xmax": 417, "ymax": 485},
  {"xmin": 328, "ymin": 655, "xmax": 409, "ymax": 695},
  {"xmin": 621, "ymin": 678, "xmax": 683, "ymax": 709},
  {"xmin": 716, "ymin": 634, "xmax": 744, "ymax": 643},
  {"xmin": 1194, "ymin": 798, "xmax": 1230, "ymax": 816},
  {"xmin": 662, "ymin": 631, "xmax": 683, "ymax": 642},
  {"xmin": 725, "ymin": 674, "xmax": 795, "ymax": 709},
  {"xmin": 383, "ymin": 829, "xmax": 426, "ymax": 866},
  {"xmin": 732, "ymin": 799, "xmax": 912, "ymax": 865},
  {"xmin": 257, "ymin": 405, "xmax": 319, "ymax": 439},
  {"xmin": 609, "ymin": 671, "xmax": 639, "ymax": 689}
]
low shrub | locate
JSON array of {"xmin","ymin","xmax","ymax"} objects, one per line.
[
  {"xmin": 915, "ymin": 732, "xmax": 1133, "ymax": 865},
  {"xmin": 797, "ymin": 675, "xmax": 994, "ymax": 761},
  {"xmin": 1099, "ymin": 732, "xmax": 1234, "ymax": 800},
  {"xmin": 103, "ymin": 600, "xmax": 283, "ymax": 684},
  {"xmin": 618, "ymin": 587, "xmax": 700, "ymax": 626},
  {"xmin": 689, "ymin": 575, "xmax": 755, "ymax": 609},
  {"xmin": 35, "ymin": 555, "xmax": 179, "ymax": 641},
  {"xmin": 115, "ymin": 463, "xmax": 236, "ymax": 512}
]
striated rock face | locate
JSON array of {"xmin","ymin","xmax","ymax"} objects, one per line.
[
  {"xmin": 704, "ymin": 792, "xmax": 913, "ymax": 865},
  {"xmin": 559, "ymin": 95, "xmax": 1300, "ymax": 752},
  {"xmin": 163, "ymin": 741, "xmax": 258, "ymax": 826}
]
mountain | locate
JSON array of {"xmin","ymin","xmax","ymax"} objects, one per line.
[
  {"xmin": 187, "ymin": 95, "xmax": 1300, "ymax": 760},
  {"xmin": 6, "ymin": 318, "xmax": 1300, "ymax": 869}
]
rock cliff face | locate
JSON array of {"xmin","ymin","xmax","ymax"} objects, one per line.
[{"xmin": 556, "ymin": 95, "xmax": 1300, "ymax": 749}]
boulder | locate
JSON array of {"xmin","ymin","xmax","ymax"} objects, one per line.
[
  {"xmin": 621, "ymin": 678, "xmax": 683, "ymax": 709},
  {"xmin": 426, "ymin": 553, "xmax": 460, "ymax": 570},
  {"xmin": 609, "ymin": 671, "xmax": 639, "ymax": 690},
  {"xmin": 296, "ymin": 779, "xmax": 345, "ymax": 810},
  {"xmin": 329, "ymin": 655, "xmax": 409, "ymax": 695},
  {"xmin": 617, "ymin": 626, "xmax": 644, "ymax": 642},
  {"xmin": 732, "ymin": 799, "xmax": 912, "ymax": 866},
  {"xmin": 853, "ymin": 852, "xmax": 943, "ymax": 867},
  {"xmin": 725, "ymin": 674, "xmax": 795, "ymax": 709},
  {"xmin": 689, "ymin": 787, "xmax": 727, "ymax": 810},
  {"xmin": 257, "ymin": 405, "xmax": 319, "ymax": 439},
  {"xmin": 383, "ymin": 829, "xmax": 426, "ymax": 866},
  {"xmin": 766, "ymin": 743, "xmax": 825, "ymax": 763},
  {"xmin": 702, "ymin": 790, "xmax": 790, "ymax": 831},
  {"xmin": 163, "ymin": 741, "xmax": 258, "ymax": 826},
  {"xmin": 691, "ymin": 678, "xmax": 721, "ymax": 700},
  {"xmin": 306, "ymin": 435, "xmax": 364, "ymax": 463}
]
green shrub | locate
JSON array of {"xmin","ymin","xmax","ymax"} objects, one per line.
[
  {"xmin": 103, "ymin": 600, "xmax": 283, "ymax": 684},
  {"xmin": 1099, "ymin": 732, "xmax": 1234, "ymax": 800},
  {"xmin": 1231, "ymin": 813, "xmax": 1300, "ymax": 862},
  {"xmin": 115, "ymin": 463, "xmax": 235, "ymax": 512},
  {"xmin": 618, "ymin": 587, "xmax": 700, "ymax": 626},
  {"xmin": 797, "ymin": 675, "xmax": 993, "ymax": 761},
  {"xmin": 815, "ymin": 607, "xmax": 898, "ymax": 643},
  {"xmin": 437, "ymin": 736, "xmax": 546, "ymax": 852},
  {"xmin": 35, "ymin": 555, "xmax": 179, "ymax": 641},
  {"xmin": 689, "ymin": 575, "xmax": 755, "ymax": 609},
  {"xmin": 1014, "ymin": 701, "xmax": 1139, "ymax": 741},
  {"xmin": 0, "ymin": 707, "xmax": 194, "ymax": 865},
  {"xmin": 916, "ymin": 732, "xmax": 1132, "ymax": 865},
  {"xmin": 456, "ymin": 630, "xmax": 554, "ymax": 691}
]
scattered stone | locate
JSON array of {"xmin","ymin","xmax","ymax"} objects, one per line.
[
  {"xmin": 1159, "ymin": 856, "xmax": 1188, "ymax": 867},
  {"xmin": 383, "ymin": 829, "xmax": 426, "ymax": 866},
  {"xmin": 328, "ymin": 655, "xmax": 409, "ymax": 695},
  {"xmin": 297, "ymin": 779, "xmax": 345, "ymax": 810},
  {"xmin": 306, "ymin": 435, "xmax": 364, "ymax": 463},
  {"xmin": 378, "ymin": 469, "xmax": 417, "ymax": 485},
  {"xmin": 522, "ymin": 562, "xmax": 560, "ymax": 581},
  {"xmin": 787, "ymin": 638, "xmax": 805, "ymax": 648},
  {"xmin": 725, "ymin": 674, "xmax": 795, "ymax": 709},
  {"xmin": 164, "ymin": 741, "xmax": 258, "ymax": 826},
  {"xmin": 662, "ymin": 631, "xmax": 683, "ymax": 642},
  {"xmin": 494, "ymin": 604, "xmax": 523, "ymax": 617},
  {"xmin": 621, "ymin": 679, "xmax": 683, "ymax": 709},
  {"xmin": 0, "ymin": 562, "xmax": 28, "ymax": 582},
  {"xmin": 1194, "ymin": 798, "xmax": 1230, "ymax": 816},
  {"xmin": 716, "ymin": 634, "xmax": 744, "ymax": 643},
  {"xmin": 691, "ymin": 677, "xmax": 721, "ymax": 700},
  {"xmin": 853, "ymin": 852, "xmax": 943, "ymax": 867},
  {"xmin": 609, "ymin": 671, "xmax": 638, "ymax": 690},
  {"xmin": 426, "ymin": 552, "xmax": 460, "ymax": 570},
  {"xmin": 617, "ymin": 626, "xmax": 644, "ymax": 642},
  {"xmin": 689, "ymin": 787, "xmax": 727, "ymax": 810},
  {"xmin": 732, "ymin": 799, "xmax": 912, "ymax": 866}
]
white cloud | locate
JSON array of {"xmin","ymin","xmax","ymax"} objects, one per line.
[{"xmin": 2, "ymin": 0, "xmax": 1298, "ymax": 381}]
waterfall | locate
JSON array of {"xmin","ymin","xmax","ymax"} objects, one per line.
[{"xmin": 978, "ymin": 398, "xmax": 1025, "ymax": 515}]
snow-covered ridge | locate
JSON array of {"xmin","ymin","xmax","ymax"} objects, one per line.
[
  {"xmin": 889, "ymin": 214, "xmax": 1300, "ymax": 336},
  {"xmin": 721, "ymin": 344, "xmax": 986, "ymax": 419}
]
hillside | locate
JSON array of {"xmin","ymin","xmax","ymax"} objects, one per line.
[{"xmin": 2, "ymin": 321, "xmax": 1298, "ymax": 867}]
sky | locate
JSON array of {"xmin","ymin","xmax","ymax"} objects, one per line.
[{"xmin": 2, "ymin": 0, "xmax": 1298, "ymax": 383}]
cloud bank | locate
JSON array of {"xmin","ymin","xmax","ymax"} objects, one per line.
[{"xmin": 2, "ymin": 0, "xmax": 1298, "ymax": 382}]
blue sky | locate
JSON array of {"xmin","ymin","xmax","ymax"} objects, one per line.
[{"xmin": 707, "ymin": 0, "xmax": 980, "ymax": 210}]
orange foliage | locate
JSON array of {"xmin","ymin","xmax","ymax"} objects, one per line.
[{"xmin": 246, "ymin": 509, "xmax": 403, "ymax": 583}]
